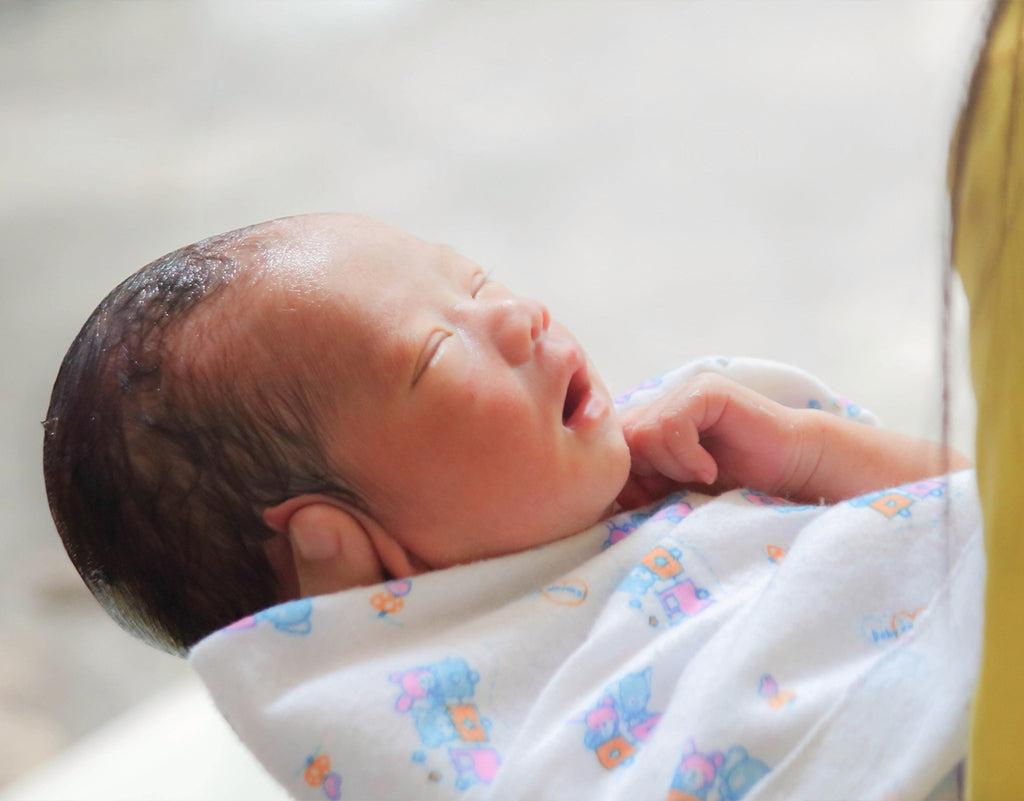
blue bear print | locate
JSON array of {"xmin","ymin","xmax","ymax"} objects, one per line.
[
  {"xmin": 225, "ymin": 597, "xmax": 313, "ymax": 635},
  {"xmin": 431, "ymin": 657, "xmax": 480, "ymax": 702},
  {"xmin": 257, "ymin": 599, "xmax": 314, "ymax": 634},
  {"xmin": 616, "ymin": 670, "xmax": 655, "ymax": 731},
  {"xmin": 580, "ymin": 667, "xmax": 661, "ymax": 770},
  {"xmin": 668, "ymin": 739, "xmax": 769, "ymax": 801},
  {"xmin": 413, "ymin": 703, "xmax": 458, "ymax": 749},
  {"xmin": 389, "ymin": 656, "xmax": 500, "ymax": 791}
]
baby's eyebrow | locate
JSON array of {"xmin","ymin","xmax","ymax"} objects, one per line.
[{"xmin": 436, "ymin": 243, "xmax": 494, "ymax": 285}]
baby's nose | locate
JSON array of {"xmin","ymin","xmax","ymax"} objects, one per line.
[{"xmin": 492, "ymin": 295, "xmax": 549, "ymax": 365}]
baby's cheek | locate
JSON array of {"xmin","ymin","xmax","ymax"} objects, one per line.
[
  {"xmin": 613, "ymin": 427, "xmax": 631, "ymax": 477},
  {"xmin": 599, "ymin": 421, "xmax": 632, "ymax": 504},
  {"xmin": 577, "ymin": 425, "xmax": 631, "ymax": 520}
]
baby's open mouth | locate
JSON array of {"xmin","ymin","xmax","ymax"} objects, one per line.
[{"xmin": 563, "ymin": 365, "xmax": 590, "ymax": 427}]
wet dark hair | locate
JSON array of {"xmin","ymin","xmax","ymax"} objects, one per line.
[{"xmin": 42, "ymin": 223, "xmax": 360, "ymax": 656}]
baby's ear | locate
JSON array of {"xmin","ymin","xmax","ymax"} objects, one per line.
[{"xmin": 263, "ymin": 499, "xmax": 385, "ymax": 597}]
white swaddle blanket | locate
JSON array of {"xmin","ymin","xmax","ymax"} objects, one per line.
[{"xmin": 191, "ymin": 358, "xmax": 983, "ymax": 801}]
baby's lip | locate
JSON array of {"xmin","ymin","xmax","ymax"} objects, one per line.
[
  {"xmin": 562, "ymin": 357, "xmax": 589, "ymax": 426},
  {"xmin": 560, "ymin": 341, "xmax": 607, "ymax": 430}
]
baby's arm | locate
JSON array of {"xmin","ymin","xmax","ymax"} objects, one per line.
[{"xmin": 617, "ymin": 372, "xmax": 971, "ymax": 509}]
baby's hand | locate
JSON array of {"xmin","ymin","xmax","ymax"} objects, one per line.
[{"xmin": 617, "ymin": 373, "xmax": 820, "ymax": 508}]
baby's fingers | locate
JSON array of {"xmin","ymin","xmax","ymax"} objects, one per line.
[{"xmin": 623, "ymin": 408, "xmax": 718, "ymax": 486}]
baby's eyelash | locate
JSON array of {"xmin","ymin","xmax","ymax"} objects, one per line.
[{"xmin": 472, "ymin": 271, "xmax": 494, "ymax": 296}]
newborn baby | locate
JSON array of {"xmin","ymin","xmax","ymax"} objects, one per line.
[{"xmin": 42, "ymin": 213, "xmax": 965, "ymax": 657}]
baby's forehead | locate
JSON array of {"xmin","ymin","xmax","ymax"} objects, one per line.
[{"xmin": 238, "ymin": 214, "xmax": 480, "ymax": 343}]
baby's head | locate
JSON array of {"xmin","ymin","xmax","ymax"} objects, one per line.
[{"xmin": 43, "ymin": 214, "xmax": 629, "ymax": 655}]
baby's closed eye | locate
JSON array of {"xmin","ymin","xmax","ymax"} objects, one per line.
[
  {"xmin": 471, "ymin": 271, "xmax": 492, "ymax": 297},
  {"xmin": 412, "ymin": 329, "xmax": 452, "ymax": 386}
]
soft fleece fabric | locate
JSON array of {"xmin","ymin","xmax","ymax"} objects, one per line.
[{"xmin": 191, "ymin": 357, "xmax": 983, "ymax": 801}]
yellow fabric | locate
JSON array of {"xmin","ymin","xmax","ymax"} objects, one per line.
[{"xmin": 949, "ymin": 3, "xmax": 1024, "ymax": 798}]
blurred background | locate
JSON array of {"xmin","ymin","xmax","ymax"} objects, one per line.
[{"xmin": 0, "ymin": 0, "xmax": 987, "ymax": 797}]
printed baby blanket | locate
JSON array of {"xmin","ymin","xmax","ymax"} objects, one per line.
[{"xmin": 191, "ymin": 357, "xmax": 983, "ymax": 801}]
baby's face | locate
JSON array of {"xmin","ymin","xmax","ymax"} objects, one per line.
[{"xmin": 271, "ymin": 215, "xmax": 630, "ymax": 571}]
